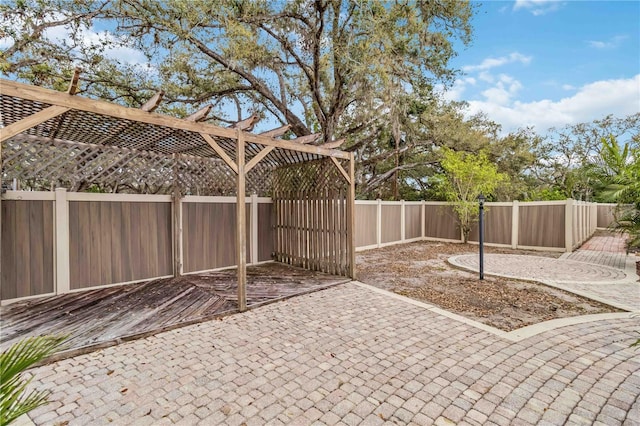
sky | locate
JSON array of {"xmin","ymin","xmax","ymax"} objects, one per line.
[{"xmin": 442, "ymin": 0, "xmax": 640, "ymax": 135}]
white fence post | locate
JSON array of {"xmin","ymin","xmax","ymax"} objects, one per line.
[
  {"xmin": 54, "ymin": 188, "xmax": 70, "ymax": 294},
  {"xmin": 173, "ymin": 193, "xmax": 183, "ymax": 277},
  {"xmin": 421, "ymin": 200, "xmax": 425, "ymax": 239},
  {"xmin": 511, "ymin": 200, "xmax": 519, "ymax": 249},
  {"xmin": 251, "ymin": 193, "xmax": 259, "ymax": 264},
  {"xmin": 376, "ymin": 199, "xmax": 382, "ymax": 248},
  {"xmin": 565, "ymin": 198, "xmax": 574, "ymax": 252},
  {"xmin": 400, "ymin": 200, "xmax": 406, "ymax": 242}
]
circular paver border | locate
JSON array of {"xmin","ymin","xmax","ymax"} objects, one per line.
[{"xmin": 448, "ymin": 254, "xmax": 630, "ymax": 284}]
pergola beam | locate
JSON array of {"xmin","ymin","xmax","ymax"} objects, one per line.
[
  {"xmin": 230, "ymin": 113, "xmax": 259, "ymax": 131},
  {"xmin": 199, "ymin": 133, "xmax": 238, "ymax": 174},
  {"xmin": 0, "ymin": 105, "xmax": 70, "ymax": 143},
  {"xmin": 67, "ymin": 67, "xmax": 81, "ymax": 95},
  {"xmin": 330, "ymin": 157, "xmax": 351, "ymax": 184},
  {"xmin": 141, "ymin": 91, "xmax": 164, "ymax": 112},
  {"xmin": 0, "ymin": 79, "xmax": 350, "ymax": 159},
  {"xmin": 291, "ymin": 133, "xmax": 321, "ymax": 145},
  {"xmin": 260, "ymin": 124, "xmax": 291, "ymax": 138},
  {"xmin": 245, "ymin": 146, "xmax": 275, "ymax": 173},
  {"xmin": 319, "ymin": 138, "xmax": 345, "ymax": 150},
  {"xmin": 186, "ymin": 105, "xmax": 212, "ymax": 122}
]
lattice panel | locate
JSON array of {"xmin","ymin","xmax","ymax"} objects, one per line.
[
  {"xmin": 1, "ymin": 136, "xmax": 272, "ymax": 195},
  {"xmin": 272, "ymin": 157, "xmax": 350, "ymax": 197}
]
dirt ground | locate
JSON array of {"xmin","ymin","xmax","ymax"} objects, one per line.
[{"xmin": 356, "ymin": 241, "xmax": 622, "ymax": 332}]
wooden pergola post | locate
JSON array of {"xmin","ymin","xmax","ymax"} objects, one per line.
[
  {"xmin": 236, "ymin": 129, "xmax": 247, "ymax": 311},
  {"xmin": 348, "ymin": 152, "xmax": 356, "ymax": 279}
]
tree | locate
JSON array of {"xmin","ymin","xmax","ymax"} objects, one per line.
[
  {"xmin": 589, "ymin": 136, "xmax": 640, "ymax": 250},
  {"xmin": 436, "ymin": 147, "xmax": 506, "ymax": 242},
  {"xmin": 535, "ymin": 113, "xmax": 640, "ymax": 200},
  {"xmin": 1, "ymin": 0, "xmax": 474, "ymax": 144}
]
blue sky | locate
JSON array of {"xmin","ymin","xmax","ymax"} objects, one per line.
[{"xmin": 443, "ymin": 0, "xmax": 640, "ymax": 134}]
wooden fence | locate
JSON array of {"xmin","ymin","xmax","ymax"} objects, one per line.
[
  {"xmin": 354, "ymin": 199, "xmax": 599, "ymax": 253},
  {"xmin": 1, "ymin": 190, "xmax": 272, "ymax": 302},
  {"xmin": 0, "ymin": 190, "xmax": 615, "ymax": 302}
]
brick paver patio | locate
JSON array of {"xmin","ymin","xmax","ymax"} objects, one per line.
[{"xmin": 25, "ymin": 282, "xmax": 640, "ymax": 425}]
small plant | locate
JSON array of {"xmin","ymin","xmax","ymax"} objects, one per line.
[{"xmin": 0, "ymin": 335, "xmax": 67, "ymax": 426}]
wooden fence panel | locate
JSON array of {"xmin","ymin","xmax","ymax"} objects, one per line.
[
  {"xmin": 1, "ymin": 200, "xmax": 54, "ymax": 300},
  {"xmin": 355, "ymin": 204, "xmax": 377, "ymax": 247},
  {"xmin": 69, "ymin": 201, "xmax": 172, "ymax": 289},
  {"xmin": 597, "ymin": 204, "xmax": 617, "ymax": 228},
  {"xmin": 404, "ymin": 204, "xmax": 422, "ymax": 240},
  {"xmin": 258, "ymin": 202, "xmax": 273, "ymax": 262},
  {"xmin": 469, "ymin": 205, "xmax": 512, "ymax": 245},
  {"xmin": 381, "ymin": 205, "xmax": 401, "ymax": 243},
  {"xmin": 424, "ymin": 204, "xmax": 460, "ymax": 241},
  {"xmin": 182, "ymin": 202, "xmax": 251, "ymax": 273},
  {"xmin": 519, "ymin": 204, "xmax": 565, "ymax": 248}
]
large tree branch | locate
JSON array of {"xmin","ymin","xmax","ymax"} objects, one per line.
[{"xmin": 186, "ymin": 35, "xmax": 310, "ymax": 136}]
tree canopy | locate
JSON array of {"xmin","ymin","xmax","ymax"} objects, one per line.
[{"xmin": 1, "ymin": 0, "xmax": 473, "ymax": 143}]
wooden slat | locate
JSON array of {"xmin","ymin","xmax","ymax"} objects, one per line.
[{"xmin": 0, "ymin": 263, "xmax": 350, "ymax": 353}]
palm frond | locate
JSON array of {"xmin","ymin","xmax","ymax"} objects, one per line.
[{"xmin": 0, "ymin": 335, "xmax": 67, "ymax": 426}]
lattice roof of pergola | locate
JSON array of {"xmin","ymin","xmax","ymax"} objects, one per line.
[{"xmin": 0, "ymin": 79, "xmax": 350, "ymax": 195}]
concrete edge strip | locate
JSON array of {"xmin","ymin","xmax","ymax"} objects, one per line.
[
  {"xmin": 349, "ymin": 281, "xmax": 637, "ymax": 343},
  {"xmin": 501, "ymin": 312, "xmax": 636, "ymax": 342}
]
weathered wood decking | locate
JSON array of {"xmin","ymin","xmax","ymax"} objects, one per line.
[{"xmin": 0, "ymin": 263, "xmax": 350, "ymax": 358}]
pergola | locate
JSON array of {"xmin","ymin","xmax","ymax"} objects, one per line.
[{"xmin": 0, "ymin": 76, "xmax": 355, "ymax": 311}]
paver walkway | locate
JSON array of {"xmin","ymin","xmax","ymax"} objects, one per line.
[
  {"xmin": 564, "ymin": 231, "xmax": 629, "ymax": 270},
  {"xmin": 449, "ymin": 232, "xmax": 640, "ymax": 312},
  {"xmin": 25, "ymin": 283, "xmax": 640, "ymax": 426}
]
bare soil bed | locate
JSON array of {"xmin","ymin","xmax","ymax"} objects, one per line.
[{"xmin": 356, "ymin": 241, "xmax": 622, "ymax": 332}]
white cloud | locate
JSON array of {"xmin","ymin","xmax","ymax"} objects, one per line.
[
  {"xmin": 462, "ymin": 52, "xmax": 532, "ymax": 73},
  {"xmin": 441, "ymin": 77, "xmax": 477, "ymax": 102},
  {"xmin": 561, "ymin": 84, "xmax": 575, "ymax": 90},
  {"xmin": 513, "ymin": 0, "xmax": 563, "ymax": 16},
  {"xmin": 464, "ymin": 74, "xmax": 640, "ymax": 133},
  {"xmin": 43, "ymin": 25, "xmax": 148, "ymax": 66},
  {"xmin": 588, "ymin": 35, "xmax": 628, "ymax": 49},
  {"xmin": 480, "ymin": 74, "xmax": 523, "ymax": 105}
]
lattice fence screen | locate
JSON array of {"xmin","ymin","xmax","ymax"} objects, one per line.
[{"xmin": 2, "ymin": 135, "xmax": 272, "ymax": 196}]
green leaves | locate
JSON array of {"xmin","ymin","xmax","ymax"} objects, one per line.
[
  {"xmin": 437, "ymin": 147, "xmax": 506, "ymax": 242},
  {"xmin": 0, "ymin": 335, "xmax": 67, "ymax": 426}
]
